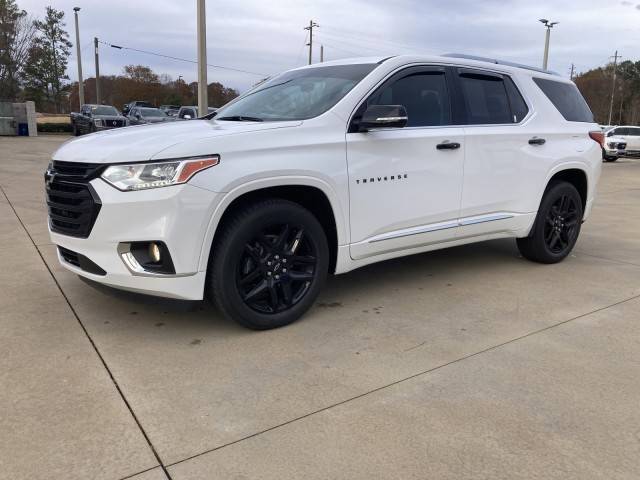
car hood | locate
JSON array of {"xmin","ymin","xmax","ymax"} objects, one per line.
[{"xmin": 53, "ymin": 119, "xmax": 302, "ymax": 163}]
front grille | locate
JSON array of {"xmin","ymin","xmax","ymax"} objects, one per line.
[
  {"xmin": 58, "ymin": 246, "xmax": 106, "ymax": 276},
  {"xmin": 45, "ymin": 161, "xmax": 103, "ymax": 238}
]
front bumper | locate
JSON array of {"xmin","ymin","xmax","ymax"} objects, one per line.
[{"xmin": 50, "ymin": 179, "xmax": 220, "ymax": 300}]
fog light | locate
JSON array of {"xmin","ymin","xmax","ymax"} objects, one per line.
[
  {"xmin": 149, "ymin": 242, "xmax": 161, "ymax": 263},
  {"xmin": 117, "ymin": 241, "xmax": 176, "ymax": 275}
]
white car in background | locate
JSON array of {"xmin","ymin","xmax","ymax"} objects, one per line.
[
  {"xmin": 604, "ymin": 126, "xmax": 640, "ymax": 160},
  {"xmin": 45, "ymin": 54, "xmax": 603, "ymax": 329}
]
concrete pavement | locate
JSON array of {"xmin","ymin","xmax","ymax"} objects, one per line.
[{"xmin": 1, "ymin": 135, "xmax": 639, "ymax": 479}]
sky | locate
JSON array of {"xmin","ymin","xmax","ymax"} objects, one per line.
[{"xmin": 17, "ymin": 0, "xmax": 640, "ymax": 93}]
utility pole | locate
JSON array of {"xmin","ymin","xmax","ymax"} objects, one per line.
[
  {"xmin": 539, "ymin": 19, "xmax": 558, "ymax": 70},
  {"xmin": 320, "ymin": 45, "xmax": 324, "ymax": 63},
  {"xmin": 569, "ymin": 63, "xmax": 575, "ymax": 81},
  {"xmin": 304, "ymin": 20, "xmax": 319, "ymax": 65},
  {"xmin": 94, "ymin": 37, "xmax": 101, "ymax": 104},
  {"xmin": 196, "ymin": 0, "xmax": 208, "ymax": 116},
  {"xmin": 73, "ymin": 7, "xmax": 84, "ymax": 107},
  {"xmin": 608, "ymin": 50, "xmax": 621, "ymax": 126}
]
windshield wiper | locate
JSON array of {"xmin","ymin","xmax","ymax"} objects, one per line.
[{"xmin": 217, "ymin": 115, "xmax": 264, "ymax": 122}]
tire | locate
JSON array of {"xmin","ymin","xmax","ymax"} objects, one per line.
[
  {"xmin": 604, "ymin": 157, "xmax": 618, "ymax": 162},
  {"xmin": 73, "ymin": 124, "xmax": 79, "ymax": 136},
  {"xmin": 516, "ymin": 181, "xmax": 583, "ymax": 264},
  {"xmin": 209, "ymin": 199, "xmax": 329, "ymax": 330}
]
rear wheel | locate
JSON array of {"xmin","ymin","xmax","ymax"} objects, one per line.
[
  {"xmin": 604, "ymin": 156, "xmax": 618, "ymax": 162},
  {"xmin": 73, "ymin": 123, "xmax": 80, "ymax": 136},
  {"xmin": 517, "ymin": 181, "xmax": 583, "ymax": 264},
  {"xmin": 209, "ymin": 199, "xmax": 329, "ymax": 330}
]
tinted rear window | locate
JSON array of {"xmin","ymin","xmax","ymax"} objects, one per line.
[
  {"xmin": 458, "ymin": 72, "xmax": 512, "ymax": 125},
  {"xmin": 533, "ymin": 78, "xmax": 594, "ymax": 122}
]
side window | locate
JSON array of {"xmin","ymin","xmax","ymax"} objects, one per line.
[
  {"xmin": 631, "ymin": 128, "xmax": 640, "ymax": 137},
  {"xmin": 458, "ymin": 71, "xmax": 512, "ymax": 125},
  {"xmin": 368, "ymin": 71, "xmax": 451, "ymax": 127},
  {"xmin": 504, "ymin": 77, "xmax": 529, "ymax": 122},
  {"xmin": 532, "ymin": 77, "xmax": 594, "ymax": 123}
]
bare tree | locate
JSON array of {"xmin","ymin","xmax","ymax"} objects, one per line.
[{"xmin": 0, "ymin": 0, "xmax": 35, "ymax": 100}]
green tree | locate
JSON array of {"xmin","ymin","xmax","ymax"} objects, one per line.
[
  {"xmin": 0, "ymin": 0, "xmax": 35, "ymax": 100},
  {"xmin": 23, "ymin": 6, "xmax": 71, "ymax": 112}
]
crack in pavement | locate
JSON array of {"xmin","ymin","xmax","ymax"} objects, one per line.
[
  {"xmin": 0, "ymin": 184, "xmax": 172, "ymax": 480},
  {"xmin": 166, "ymin": 291, "xmax": 640, "ymax": 469}
]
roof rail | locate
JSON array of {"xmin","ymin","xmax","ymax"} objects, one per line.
[{"xmin": 442, "ymin": 53, "xmax": 559, "ymax": 76}]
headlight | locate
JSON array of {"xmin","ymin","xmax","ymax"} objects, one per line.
[
  {"xmin": 94, "ymin": 119, "xmax": 103, "ymax": 126},
  {"xmin": 101, "ymin": 155, "xmax": 219, "ymax": 191}
]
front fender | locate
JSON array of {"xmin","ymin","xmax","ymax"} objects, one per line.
[{"xmin": 196, "ymin": 175, "xmax": 348, "ymax": 272}]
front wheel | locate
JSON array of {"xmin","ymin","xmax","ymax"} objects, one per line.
[
  {"xmin": 517, "ymin": 181, "xmax": 583, "ymax": 264},
  {"xmin": 209, "ymin": 199, "xmax": 329, "ymax": 330}
]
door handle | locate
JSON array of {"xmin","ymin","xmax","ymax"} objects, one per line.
[
  {"xmin": 436, "ymin": 142, "xmax": 461, "ymax": 150},
  {"xmin": 528, "ymin": 137, "xmax": 546, "ymax": 145}
]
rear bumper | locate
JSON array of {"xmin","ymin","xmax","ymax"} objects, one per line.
[{"xmin": 49, "ymin": 180, "xmax": 221, "ymax": 300}]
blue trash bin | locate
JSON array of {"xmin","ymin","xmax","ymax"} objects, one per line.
[{"xmin": 18, "ymin": 123, "xmax": 28, "ymax": 136}]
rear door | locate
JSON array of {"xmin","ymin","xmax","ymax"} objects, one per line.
[
  {"xmin": 346, "ymin": 65, "xmax": 465, "ymax": 260},
  {"xmin": 455, "ymin": 68, "xmax": 537, "ymax": 237}
]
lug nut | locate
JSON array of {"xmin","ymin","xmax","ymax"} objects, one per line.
[
  {"xmin": 267, "ymin": 272, "xmax": 272, "ymax": 276},
  {"xmin": 275, "ymin": 255, "xmax": 280, "ymax": 260},
  {"xmin": 275, "ymin": 275, "xmax": 280, "ymax": 280},
  {"xmin": 267, "ymin": 261, "xmax": 272, "ymax": 266},
  {"xmin": 283, "ymin": 268, "xmax": 287, "ymax": 273}
]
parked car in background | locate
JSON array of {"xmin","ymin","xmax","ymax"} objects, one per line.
[
  {"xmin": 123, "ymin": 101, "xmax": 154, "ymax": 116},
  {"xmin": 176, "ymin": 105, "xmax": 217, "ymax": 119},
  {"xmin": 70, "ymin": 104, "xmax": 129, "ymax": 136},
  {"xmin": 159, "ymin": 105, "xmax": 180, "ymax": 117},
  {"xmin": 606, "ymin": 125, "xmax": 640, "ymax": 158},
  {"xmin": 46, "ymin": 54, "xmax": 602, "ymax": 330},
  {"xmin": 127, "ymin": 107, "xmax": 173, "ymax": 125}
]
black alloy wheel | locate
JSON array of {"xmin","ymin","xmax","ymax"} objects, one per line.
[
  {"xmin": 210, "ymin": 199, "xmax": 329, "ymax": 329},
  {"xmin": 238, "ymin": 223, "xmax": 317, "ymax": 314},
  {"xmin": 517, "ymin": 181, "xmax": 583, "ymax": 264},
  {"xmin": 543, "ymin": 193, "xmax": 580, "ymax": 254}
]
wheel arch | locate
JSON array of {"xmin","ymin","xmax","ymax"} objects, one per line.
[
  {"xmin": 546, "ymin": 167, "xmax": 588, "ymax": 212},
  {"xmin": 198, "ymin": 177, "xmax": 347, "ymax": 275}
]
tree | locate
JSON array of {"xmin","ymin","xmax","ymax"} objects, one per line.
[
  {"xmin": 575, "ymin": 60, "xmax": 640, "ymax": 125},
  {"xmin": 0, "ymin": 0, "xmax": 35, "ymax": 100},
  {"xmin": 123, "ymin": 64, "xmax": 159, "ymax": 83},
  {"xmin": 23, "ymin": 6, "xmax": 71, "ymax": 112}
]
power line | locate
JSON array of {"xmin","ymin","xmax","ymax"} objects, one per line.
[
  {"xmin": 97, "ymin": 40, "xmax": 267, "ymax": 76},
  {"xmin": 312, "ymin": 37, "xmax": 369, "ymax": 58}
]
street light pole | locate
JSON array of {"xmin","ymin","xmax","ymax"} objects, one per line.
[
  {"xmin": 608, "ymin": 50, "xmax": 621, "ymax": 126},
  {"xmin": 94, "ymin": 37, "xmax": 101, "ymax": 104},
  {"xmin": 196, "ymin": 0, "xmax": 208, "ymax": 115},
  {"xmin": 73, "ymin": 7, "xmax": 84, "ymax": 107},
  {"xmin": 539, "ymin": 19, "xmax": 558, "ymax": 70}
]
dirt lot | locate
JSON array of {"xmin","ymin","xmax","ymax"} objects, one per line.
[{"xmin": 1, "ymin": 135, "xmax": 639, "ymax": 480}]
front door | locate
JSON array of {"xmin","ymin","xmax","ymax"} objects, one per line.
[{"xmin": 346, "ymin": 66, "xmax": 464, "ymax": 260}]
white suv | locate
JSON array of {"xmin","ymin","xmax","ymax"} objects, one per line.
[
  {"xmin": 604, "ymin": 125, "xmax": 640, "ymax": 160},
  {"xmin": 46, "ymin": 54, "xmax": 602, "ymax": 329}
]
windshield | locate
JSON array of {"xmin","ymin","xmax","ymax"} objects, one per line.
[
  {"xmin": 92, "ymin": 106, "xmax": 119, "ymax": 116},
  {"xmin": 139, "ymin": 108, "xmax": 166, "ymax": 117},
  {"xmin": 215, "ymin": 64, "xmax": 377, "ymax": 122}
]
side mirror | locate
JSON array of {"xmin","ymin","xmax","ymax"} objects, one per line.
[
  {"xmin": 359, "ymin": 105, "xmax": 408, "ymax": 132},
  {"xmin": 183, "ymin": 114, "xmax": 192, "ymax": 120},
  {"xmin": 607, "ymin": 131, "xmax": 614, "ymax": 137}
]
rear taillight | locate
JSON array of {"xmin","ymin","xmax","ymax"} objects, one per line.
[{"xmin": 589, "ymin": 131, "xmax": 604, "ymax": 147}]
